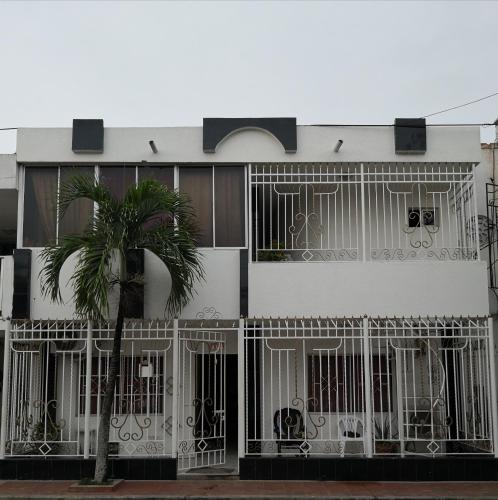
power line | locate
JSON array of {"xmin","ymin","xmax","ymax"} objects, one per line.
[
  {"xmin": 423, "ymin": 91, "xmax": 498, "ymax": 118},
  {"xmin": 0, "ymin": 127, "xmax": 17, "ymax": 131},
  {"xmin": 310, "ymin": 123, "xmax": 493, "ymax": 127}
]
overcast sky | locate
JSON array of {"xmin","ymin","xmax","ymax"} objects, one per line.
[{"xmin": 1, "ymin": 0, "xmax": 497, "ymax": 153}]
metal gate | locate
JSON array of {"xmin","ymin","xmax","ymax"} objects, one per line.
[
  {"xmin": 177, "ymin": 326, "xmax": 226, "ymax": 471},
  {"xmin": 368, "ymin": 317, "xmax": 494, "ymax": 456}
]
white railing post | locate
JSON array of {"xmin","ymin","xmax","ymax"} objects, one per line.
[
  {"xmin": 238, "ymin": 318, "xmax": 245, "ymax": 459},
  {"xmin": 487, "ymin": 317, "xmax": 498, "ymax": 457},
  {"xmin": 395, "ymin": 350, "xmax": 405, "ymax": 457},
  {"xmin": 360, "ymin": 163, "xmax": 367, "ymax": 263},
  {"xmin": 83, "ymin": 320, "xmax": 93, "ymax": 458},
  {"xmin": 0, "ymin": 320, "xmax": 12, "ymax": 459},
  {"xmin": 362, "ymin": 317, "xmax": 373, "ymax": 457},
  {"xmin": 171, "ymin": 318, "xmax": 179, "ymax": 459},
  {"xmin": 472, "ymin": 164, "xmax": 481, "ymax": 261}
]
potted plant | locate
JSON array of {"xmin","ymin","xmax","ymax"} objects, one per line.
[
  {"xmin": 374, "ymin": 416, "xmax": 399, "ymax": 454},
  {"xmin": 257, "ymin": 240, "xmax": 289, "ymax": 262}
]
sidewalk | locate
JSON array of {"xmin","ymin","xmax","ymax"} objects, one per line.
[{"xmin": 0, "ymin": 480, "xmax": 498, "ymax": 499}]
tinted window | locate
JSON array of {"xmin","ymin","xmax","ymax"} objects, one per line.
[
  {"xmin": 23, "ymin": 167, "xmax": 58, "ymax": 246},
  {"xmin": 179, "ymin": 167, "xmax": 213, "ymax": 247},
  {"xmin": 215, "ymin": 166, "xmax": 245, "ymax": 247},
  {"xmin": 59, "ymin": 166, "xmax": 94, "ymax": 238},
  {"xmin": 138, "ymin": 166, "xmax": 174, "ymax": 190},
  {"xmin": 100, "ymin": 166, "xmax": 136, "ymax": 200}
]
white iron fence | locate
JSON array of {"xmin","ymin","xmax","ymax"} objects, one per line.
[
  {"xmin": 0, "ymin": 320, "xmax": 175, "ymax": 458},
  {"xmin": 0, "ymin": 317, "xmax": 496, "ymax": 461},
  {"xmin": 243, "ymin": 317, "xmax": 497, "ymax": 457},
  {"xmin": 250, "ymin": 163, "xmax": 479, "ymax": 262}
]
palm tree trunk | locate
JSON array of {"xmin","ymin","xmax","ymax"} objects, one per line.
[{"xmin": 93, "ymin": 286, "xmax": 126, "ymax": 483}]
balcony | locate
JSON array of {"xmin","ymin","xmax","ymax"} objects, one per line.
[
  {"xmin": 248, "ymin": 163, "xmax": 488, "ymax": 317},
  {"xmin": 251, "ymin": 163, "xmax": 479, "ymax": 263}
]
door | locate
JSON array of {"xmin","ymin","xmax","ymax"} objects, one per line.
[{"xmin": 177, "ymin": 329, "xmax": 226, "ymax": 471}]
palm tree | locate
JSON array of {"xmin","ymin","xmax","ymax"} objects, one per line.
[{"xmin": 40, "ymin": 176, "xmax": 204, "ymax": 483}]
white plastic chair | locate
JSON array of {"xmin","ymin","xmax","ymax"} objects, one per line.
[{"xmin": 338, "ymin": 416, "xmax": 364, "ymax": 457}]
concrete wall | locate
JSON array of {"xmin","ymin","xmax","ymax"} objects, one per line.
[
  {"xmin": 0, "ymin": 154, "xmax": 16, "ymax": 190},
  {"xmin": 28, "ymin": 248, "xmax": 240, "ymax": 320},
  {"xmin": 17, "ymin": 126, "xmax": 481, "ymax": 164},
  {"xmin": 248, "ymin": 261, "xmax": 489, "ymax": 317},
  {"xmin": 0, "ymin": 256, "xmax": 13, "ymax": 319}
]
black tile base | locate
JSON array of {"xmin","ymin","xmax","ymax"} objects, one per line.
[
  {"xmin": 0, "ymin": 457, "xmax": 176, "ymax": 480},
  {"xmin": 239, "ymin": 457, "xmax": 498, "ymax": 481}
]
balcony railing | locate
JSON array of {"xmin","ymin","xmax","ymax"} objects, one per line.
[{"xmin": 251, "ymin": 163, "xmax": 479, "ymax": 262}]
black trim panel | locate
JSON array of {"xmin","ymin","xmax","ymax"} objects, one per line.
[
  {"xmin": 72, "ymin": 119, "xmax": 104, "ymax": 153},
  {"xmin": 239, "ymin": 249, "xmax": 248, "ymax": 317},
  {"xmin": 12, "ymin": 249, "xmax": 31, "ymax": 319},
  {"xmin": 0, "ymin": 458, "xmax": 176, "ymax": 480},
  {"xmin": 240, "ymin": 457, "xmax": 498, "ymax": 481},
  {"xmin": 203, "ymin": 118, "xmax": 297, "ymax": 153},
  {"xmin": 394, "ymin": 118, "xmax": 426, "ymax": 154}
]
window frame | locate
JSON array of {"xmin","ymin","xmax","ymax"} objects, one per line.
[
  {"xmin": 19, "ymin": 164, "xmax": 248, "ymax": 250},
  {"xmin": 79, "ymin": 355, "xmax": 165, "ymax": 416},
  {"xmin": 177, "ymin": 164, "xmax": 248, "ymax": 250},
  {"xmin": 407, "ymin": 206, "xmax": 439, "ymax": 228},
  {"xmin": 307, "ymin": 354, "xmax": 392, "ymax": 414},
  {"xmin": 20, "ymin": 164, "xmax": 97, "ymax": 248}
]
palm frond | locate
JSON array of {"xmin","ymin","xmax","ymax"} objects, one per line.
[
  {"xmin": 70, "ymin": 236, "xmax": 115, "ymax": 319},
  {"xmin": 58, "ymin": 174, "xmax": 117, "ymax": 220},
  {"xmin": 41, "ymin": 176, "xmax": 204, "ymax": 319},
  {"xmin": 139, "ymin": 224, "xmax": 204, "ymax": 315},
  {"xmin": 40, "ymin": 234, "xmax": 88, "ymax": 303}
]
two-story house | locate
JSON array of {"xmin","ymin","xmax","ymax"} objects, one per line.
[{"xmin": 0, "ymin": 117, "xmax": 497, "ymax": 481}]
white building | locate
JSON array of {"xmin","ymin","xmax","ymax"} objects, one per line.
[{"xmin": 0, "ymin": 117, "xmax": 497, "ymax": 481}]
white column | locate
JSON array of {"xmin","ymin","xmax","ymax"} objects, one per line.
[
  {"xmin": 395, "ymin": 350, "xmax": 405, "ymax": 457},
  {"xmin": 247, "ymin": 164, "xmax": 252, "ymax": 263},
  {"xmin": 362, "ymin": 317, "xmax": 373, "ymax": 457},
  {"xmin": 83, "ymin": 320, "xmax": 93, "ymax": 459},
  {"xmin": 0, "ymin": 320, "xmax": 12, "ymax": 459},
  {"xmin": 487, "ymin": 317, "xmax": 498, "ymax": 457},
  {"xmin": 171, "ymin": 318, "xmax": 179, "ymax": 458},
  {"xmin": 238, "ymin": 318, "xmax": 245, "ymax": 459},
  {"xmin": 360, "ymin": 163, "xmax": 367, "ymax": 263}
]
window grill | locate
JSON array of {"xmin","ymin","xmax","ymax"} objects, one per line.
[{"xmin": 250, "ymin": 163, "xmax": 479, "ymax": 262}]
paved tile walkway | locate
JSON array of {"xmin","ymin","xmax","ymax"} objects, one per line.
[{"xmin": 0, "ymin": 480, "xmax": 498, "ymax": 499}]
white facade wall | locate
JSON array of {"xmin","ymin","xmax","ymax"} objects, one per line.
[
  {"xmin": 0, "ymin": 154, "xmax": 16, "ymax": 191},
  {"xmin": 28, "ymin": 249, "xmax": 240, "ymax": 320},
  {"xmin": 16, "ymin": 125, "xmax": 480, "ymax": 164},
  {"xmin": 0, "ymin": 256, "xmax": 13, "ymax": 321},
  {"xmin": 249, "ymin": 261, "xmax": 489, "ymax": 317}
]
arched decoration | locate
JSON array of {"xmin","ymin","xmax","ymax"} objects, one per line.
[{"xmin": 203, "ymin": 117, "xmax": 297, "ymax": 153}]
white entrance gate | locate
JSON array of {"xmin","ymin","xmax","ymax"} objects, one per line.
[{"xmin": 177, "ymin": 325, "xmax": 226, "ymax": 471}]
